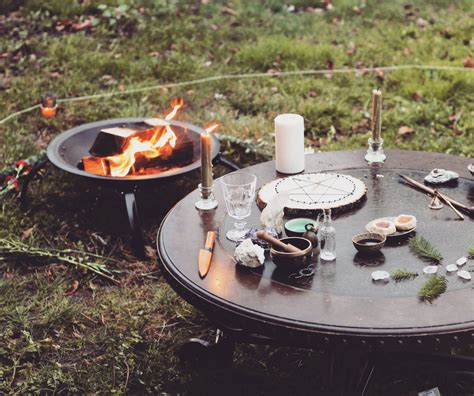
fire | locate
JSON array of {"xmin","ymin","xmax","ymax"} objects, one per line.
[{"xmin": 108, "ymin": 98, "xmax": 184, "ymax": 177}]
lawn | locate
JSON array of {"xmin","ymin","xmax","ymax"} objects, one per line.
[{"xmin": 0, "ymin": 0, "xmax": 473, "ymax": 394}]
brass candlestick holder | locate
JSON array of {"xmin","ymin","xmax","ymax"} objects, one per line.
[{"xmin": 195, "ymin": 183, "xmax": 218, "ymax": 210}]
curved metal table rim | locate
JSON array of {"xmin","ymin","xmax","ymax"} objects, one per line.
[
  {"xmin": 157, "ymin": 149, "xmax": 474, "ymax": 395},
  {"xmin": 20, "ymin": 118, "xmax": 239, "ymax": 257}
]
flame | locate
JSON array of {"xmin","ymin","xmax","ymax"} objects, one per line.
[
  {"xmin": 108, "ymin": 99, "xmax": 183, "ymax": 177},
  {"xmin": 205, "ymin": 123, "xmax": 219, "ymax": 134}
]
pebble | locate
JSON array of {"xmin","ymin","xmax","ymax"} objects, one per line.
[
  {"xmin": 456, "ymin": 256, "xmax": 467, "ymax": 266},
  {"xmin": 372, "ymin": 270, "xmax": 390, "ymax": 281},
  {"xmin": 457, "ymin": 270, "xmax": 471, "ymax": 281},
  {"xmin": 423, "ymin": 265, "xmax": 438, "ymax": 274}
]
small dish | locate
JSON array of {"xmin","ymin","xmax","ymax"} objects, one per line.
[
  {"xmin": 270, "ymin": 237, "xmax": 313, "ymax": 271},
  {"xmin": 366, "ymin": 217, "xmax": 416, "ymax": 239},
  {"xmin": 352, "ymin": 233, "xmax": 386, "ymax": 255},
  {"xmin": 284, "ymin": 218, "xmax": 318, "ymax": 237}
]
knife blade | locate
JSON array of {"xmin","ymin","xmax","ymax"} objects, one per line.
[{"xmin": 198, "ymin": 231, "xmax": 216, "ymax": 278}]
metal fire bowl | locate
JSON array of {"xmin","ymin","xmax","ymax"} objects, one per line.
[{"xmin": 47, "ymin": 117, "xmax": 220, "ymax": 186}]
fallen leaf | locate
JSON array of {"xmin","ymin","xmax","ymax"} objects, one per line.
[
  {"xmin": 463, "ymin": 56, "xmax": 474, "ymax": 68},
  {"xmin": 375, "ymin": 68, "xmax": 385, "ymax": 80},
  {"xmin": 65, "ymin": 280, "xmax": 79, "ymax": 296},
  {"xmin": 412, "ymin": 91, "xmax": 423, "ymax": 101},
  {"xmin": 398, "ymin": 126, "xmax": 416, "ymax": 136},
  {"xmin": 403, "ymin": 47, "xmax": 412, "ymax": 56},
  {"xmin": 416, "ymin": 17, "xmax": 428, "ymax": 27},
  {"xmin": 20, "ymin": 226, "xmax": 35, "ymax": 241},
  {"xmin": 325, "ymin": 59, "xmax": 334, "ymax": 78},
  {"xmin": 221, "ymin": 6, "xmax": 237, "ymax": 16},
  {"xmin": 72, "ymin": 19, "xmax": 92, "ymax": 31}
]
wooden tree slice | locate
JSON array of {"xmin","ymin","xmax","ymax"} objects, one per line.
[{"xmin": 257, "ymin": 173, "xmax": 367, "ymax": 216}]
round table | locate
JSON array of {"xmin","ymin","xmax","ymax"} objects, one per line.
[{"xmin": 157, "ymin": 150, "xmax": 474, "ymax": 392}]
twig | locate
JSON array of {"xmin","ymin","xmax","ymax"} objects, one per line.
[
  {"xmin": 399, "ymin": 174, "xmax": 473, "ymax": 215},
  {"xmin": 435, "ymin": 190, "xmax": 464, "ymax": 220},
  {"xmin": 0, "ymin": 237, "xmax": 120, "ymax": 284}
]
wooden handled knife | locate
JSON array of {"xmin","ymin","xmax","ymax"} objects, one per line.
[{"xmin": 198, "ymin": 231, "xmax": 217, "ymax": 279}]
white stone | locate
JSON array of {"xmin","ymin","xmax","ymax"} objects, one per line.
[
  {"xmin": 372, "ymin": 270, "xmax": 390, "ymax": 281},
  {"xmin": 423, "ymin": 266, "xmax": 438, "ymax": 274},
  {"xmin": 234, "ymin": 239, "xmax": 265, "ymax": 268},
  {"xmin": 446, "ymin": 264, "xmax": 458, "ymax": 273},
  {"xmin": 456, "ymin": 257, "xmax": 467, "ymax": 266},
  {"xmin": 424, "ymin": 168, "xmax": 459, "ymax": 184},
  {"xmin": 457, "ymin": 270, "xmax": 471, "ymax": 281},
  {"xmin": 260, "ymin": 191, "xmax": 289, "ymax": 235}
]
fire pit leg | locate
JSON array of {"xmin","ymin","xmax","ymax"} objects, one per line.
[
  {"xmin": 19, "ymin": 158, "xmax": 49, "ymax": 207},
  {"xmin": 123, "ymin": 191, "xmax": 145, "ymax": 257},
  {"xmin": 214, "ymin": 154, "xmax": 240, "ymax": 171}
]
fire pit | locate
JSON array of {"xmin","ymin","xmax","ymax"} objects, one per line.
[{"xmin": 15, "ymin": 103, "xmax": 238, "ymax": 256}]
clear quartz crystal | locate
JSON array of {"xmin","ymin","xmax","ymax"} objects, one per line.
[{"xmin": 319, "ymin": 208, "xmax": 336, "ymax": 261}]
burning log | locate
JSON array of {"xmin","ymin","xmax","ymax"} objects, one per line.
[
  {"xmin": 82, "ymin": 156, "xmax": 111, "ymax": 176},
  {"xmin": 89, "ymin": 127, "xmax": 136, "ymax": 156}
]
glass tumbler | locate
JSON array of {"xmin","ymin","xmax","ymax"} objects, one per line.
[{"xmin": 220, "ymin": 172, "xmax": 257, "ymax": 242}]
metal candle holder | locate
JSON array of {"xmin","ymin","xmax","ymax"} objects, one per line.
[{"xmin": 195, "ymin": 183, "xmax": 218, "ymax": 210}]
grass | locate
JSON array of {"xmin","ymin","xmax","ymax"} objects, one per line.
[{"xmin": 0, "ymin": 0, "xmax": 473, "ymax": 394}]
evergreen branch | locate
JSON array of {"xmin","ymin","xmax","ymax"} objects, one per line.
[
  {"xmin": 409, "ymin": 236, "xmax": 443, "ymax": 263},
  {"xmin": 469, "ymin": 245, "xmax": 474, "ymax": 258},
  {"xmin": 0, "ymin": 237, "xmax": 121, "ymax": 284},
  {"xmin": 391, "ymin": 269, "xmax": 418, "ymax": 282},
  {"xmin": 418, "ymin": 275, "xmax": 447, "ymax": 302}
]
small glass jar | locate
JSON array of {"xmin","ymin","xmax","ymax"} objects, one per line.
[
  {"xmin": 319, "ymin": 209, "xmax": 336, "ymax": 261},
  {"xmin": 40, "ymin": 92, "xmax": 58, "ymax": 118}
]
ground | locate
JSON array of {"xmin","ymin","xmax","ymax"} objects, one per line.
[{"xmin": 0, "ymin": 0, "xmax": 473, "ymax": 394}]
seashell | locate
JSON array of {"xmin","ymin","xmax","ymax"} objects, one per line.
[
  {"xmin": 423, "ymin": 265, "xmax": 438, "ymax": 274},
  {"xmin": 457, "ymin": 270, "xmax": 471, "ymax": 281},
  {"xmin": 456, "ymin": 256, "xmax": 467, "ymax": 266},
  {"xmin": 424, "ymin": 168, "xmax": 459, "ymax": 184},
  {"xmin": 446, "ymin": 264, "xmax": 458, "ymax": 273},
  {"xmin": 372, "ymin": 270, "xmax": 390, "ymax": 281}
]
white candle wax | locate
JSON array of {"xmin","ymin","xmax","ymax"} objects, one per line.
[{"xmin": 274, "ymin": 113, "xmax": 305, "ymax": 174}]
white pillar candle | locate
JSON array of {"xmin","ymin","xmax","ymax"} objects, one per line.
[{"xmin": 274, "ymin": 113, "xmax": 305, "ymax": 174}]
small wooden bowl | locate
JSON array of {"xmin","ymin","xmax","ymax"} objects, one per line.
[
  {"xmin": 270, "ymin": 237, "xmax": 313, "ymax": 271},
  {"xmin": 352, "ymin": 233, "xmax": 386, "ymax": 255}
]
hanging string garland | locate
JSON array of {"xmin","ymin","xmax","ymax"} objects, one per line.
[{"xmin": 0, "ymin": 64, "xmax": 472, "ymax": 125}]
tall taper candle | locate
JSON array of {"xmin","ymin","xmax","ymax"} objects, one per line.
[
  {"xmin": 371, "ymin": 89, "xmax": 382, "ymax": 142},
  {"xmin": 275, "ymin": 113, "xmax": 305, "ymax": 174},
  {"xmin": 201, "ymin": 132, "xmax": 213, "ymax": 188}
]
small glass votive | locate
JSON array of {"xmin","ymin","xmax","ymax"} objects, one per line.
[
  {"xmin": 195, "ymin": 183, "xmax": 218, "ymax": 210},
  {"xmin": 365, "ymin": 138, "xmax": 386, "ymax": 163},
  {"xmin": 40, "ymin": 92, "xmax": 57, "ymax": 118}
]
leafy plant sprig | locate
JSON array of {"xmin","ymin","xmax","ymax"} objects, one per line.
[
  {"xmin": 0, "ymin": 237, "xmax": 121, "ymax": 284},
  {"xmin": 409, "ymin": 236, "xmax": 443, "ymax": 263},
  {"xmin": 469, "ymin": 245, "xmax": 474, "ymax": 258},
  {"xmin": 391, "ymin": 269, "xmax": 418, "ymax": 282},
  {"xmin": 418, "ymin": 275, "xmax": 447, "ymax": 302}
]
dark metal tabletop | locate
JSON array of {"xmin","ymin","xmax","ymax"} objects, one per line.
[{"xmin": 158, "ymin": 150, "xmax": 474, "ymax": 342}]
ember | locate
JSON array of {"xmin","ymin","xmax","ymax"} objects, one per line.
[{"xmin": 82, "ymin": 98, "xmax": 207, "ymax": 177}]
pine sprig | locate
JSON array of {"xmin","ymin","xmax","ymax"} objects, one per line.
[
  {"xmin": 469, "ymin": 245, "xmax": 474, "ymax": 258},
  {"xmin": 418, "ymin": 275, "xmax": 448, "ymax": 302},
  {"xmin": 391, "ymin": 269, "xmax": 418, "ymax": 282},
  {"xmin": 409, "ymin": 236, "xmax": 443, "ymax": 263}
]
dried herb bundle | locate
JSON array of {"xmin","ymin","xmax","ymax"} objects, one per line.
[
  {"xmin": 391, "ymin": 269, "xmax": 418, "ymax": 282},
  {"xmin": 0, "ymin": 237, "xmax": 121, "ymax": 283},
  {"xmin": 409, "ymin": 236, "xmax": 443, "ymax": 263},
  {"xmin": 418, "ymin": 275, "xmax": 447, "ymax": 302}
]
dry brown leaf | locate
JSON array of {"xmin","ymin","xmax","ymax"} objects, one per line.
[
  {"xmin": 72, "ymin": 19, "xmax": 92, "ymax": 31},
  {"xmin": 222, "ymin": 6, "xmax": 237, "ymax": 16},
  {"xmin": 398, "ymin": 126, "xmax": 416, "ymax": 136},
  {"xmin": 65, "ymin": 280, "xmax": 80, "ymax": 296},
  {"xmin": 403, "ymin": 47, "xmax": 412, "ymax": 56},
  {"xmin": 375, "ymin": 68, "xmax": 385, "ymax": 80},
  {"xmin": 463, "ymin": 56, "xmax": 474, "ymax": 68},
  {"xmin": 20, "ymin": 226, "xmax": 35, "ymax": 241}
]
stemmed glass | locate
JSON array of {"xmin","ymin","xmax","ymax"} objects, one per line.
[{"xmin": 220, "ymin": 172, "xmax": 257, "ymax": 242}]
